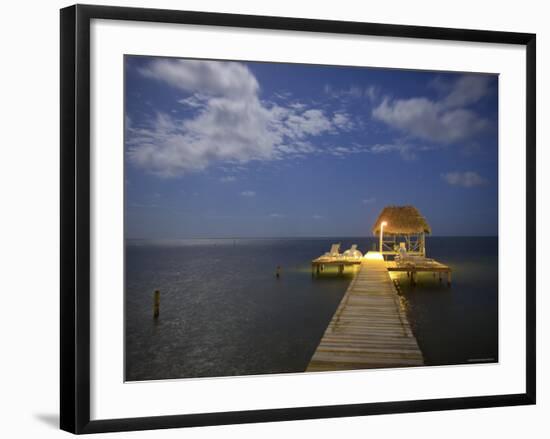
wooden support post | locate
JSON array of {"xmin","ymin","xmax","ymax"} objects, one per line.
[
  {"xmin": 421, "ymin": 232, "xmax": 426, "ymax": 257},
  {"xmin": 439, "ymin": 273, "xmax": 442, "ymax": 283},
  {"xmin": 316, "ymin": 264, "xmax": 320, "ymax": 275},
  {"xmin": 276, "ymin": 265, "xmax": 281, "ymax": 278},
  {"xmin": 153, "ymin": 290, "xmax": 160, "ymax": 319},
  {"xmin": 447, "ymin": 271, "xmax": 452, "ymax": 286},
  {"xmin": 338, "ymin": 265, "xmax": 344, "ymax": 275}
]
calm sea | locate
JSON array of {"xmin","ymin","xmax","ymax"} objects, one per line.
[{"xmin": 125, "ymin": 236, "xmax": 498, "ymax": 381}]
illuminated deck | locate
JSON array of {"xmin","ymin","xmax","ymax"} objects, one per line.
[
  {"xmin": 386, "ymin": 259, "xmax": 452, "ymax": 286},
  {"xmin": 311, "ymin": 253, "xmax": 452, "ymax": 285}
]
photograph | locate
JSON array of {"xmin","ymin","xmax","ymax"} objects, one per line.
[{"xmin": 123, "ymin": 55, "xmax": 499, "ymax": 381}]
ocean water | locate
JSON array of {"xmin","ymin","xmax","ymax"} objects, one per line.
[{"xmin": 125, "ymin": 237, "xmax": 498, "ymax": 381}]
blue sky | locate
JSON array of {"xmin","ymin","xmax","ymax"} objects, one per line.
[{"xmin": 125, "ymin": 56, "xmax": 498, "ymax": 239}]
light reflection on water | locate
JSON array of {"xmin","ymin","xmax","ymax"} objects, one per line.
[{"xmin": 125, "ymin": 236, "xmax": 498, "ymax": 381}]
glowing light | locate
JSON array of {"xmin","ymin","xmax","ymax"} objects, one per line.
[
  {"xmin": 365, "ymin": 251, "xmax": 384, "ymax": 260},
  {"xmin": 379, "ymin": 221, "xmax": 388, "ymax": 252}
]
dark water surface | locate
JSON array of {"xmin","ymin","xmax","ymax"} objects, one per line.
[{"xmin": 125, "ymin": 237, "xmax": 498, "ymax": 381}]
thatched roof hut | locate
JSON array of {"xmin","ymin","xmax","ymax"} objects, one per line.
[{"xmin": 372, "ymin": 205, "xmax": 431, "ymax": 236}]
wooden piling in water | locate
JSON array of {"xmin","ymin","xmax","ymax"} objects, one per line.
[{"xmin": 153, "ymin": 289, "xmax": 160, "ymax": 319}]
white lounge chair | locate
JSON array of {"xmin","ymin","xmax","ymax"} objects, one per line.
[
  {"xmin": 396, "ymin": 245, "xmax": 433, "ymax": 266},
  {"xmin": 343, "ymin": 244, "xmax": 363, "ymax": 259},
  {"xmin": 323, "ymin": 243, "xmax": 341, "ymax": 258}
]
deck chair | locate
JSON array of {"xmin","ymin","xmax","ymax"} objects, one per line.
[
  {"xmin": 323, "ymin": 243, "xmax": 341, "ymax": 258},
  {"xmin": 396, "ymin": 246, "xmax": 434, "ymax": 266},
  {"xmin": 343, "ymin": 244, "xmax": 363, "ymax": 259}
]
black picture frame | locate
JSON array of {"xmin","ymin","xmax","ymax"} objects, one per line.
[{"xmin": 60, "ymin": 4, "xmax": 536, "ymax": 434}]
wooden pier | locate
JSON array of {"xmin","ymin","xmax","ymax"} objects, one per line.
[
  {"xmin": 307, "ymin": 253, "xmax": 424, "ymax": 372},
  {"xmin": 311, "ymin": 255, "xmax": 451, "ymax": 286},
  {"xmin": 311, "ymin": 257, "xmax": 361, "ymax": 275},
  {"xmin": 386, "ymin": 260, "xmax": 452, "ymax": 286}
]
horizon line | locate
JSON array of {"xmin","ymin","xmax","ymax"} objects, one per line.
[{"xmin": 126, "ymin": 235, "xmax": 499, "ymax": 241}]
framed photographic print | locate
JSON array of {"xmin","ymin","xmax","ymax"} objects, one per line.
[{"xmin": 60, "ymin": 4, "xmax": 536, "ymax": 434}]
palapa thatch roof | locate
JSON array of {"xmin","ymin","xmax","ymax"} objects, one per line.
[{"xmin": 372, "ymin": 205, "xmax": 432, "ymax": 235}]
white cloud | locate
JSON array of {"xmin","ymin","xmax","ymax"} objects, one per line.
[
  {"xmin": 428, "ymin": 76, "xmax": 450, "ymax": 94},
  {"xmin": 273, "ymin": 91, "xmax": 292, "ymax": 100},
  {"xmin": 282, "ymin": 109, "xmax": 333, "ymax": 138},
  {"xmin": 362, "ymin": 197, "xmax": 376, "ymax": 204},
  {"xmin": 372, "ymin": 75, "xmax": 491, "ymax": 144},
  {"xmin": 324, "ymin": 84, "xmax": 363, "ymax": 99},
  {"xmin": 128, "ymin": 59, "xmax": 342, "ymax": 177},
  {"xmin": 327, "ymin": 143, "xmax": 372, "ymax": 157},
  {"xmin": 140, "ymin": 59, "xmax": 259, "ymax": 98},
  {"xmin": 269, "ymin": 213, "xmax": 285, "ymax": 218},
  {"xmin": 178, "ymin": 95, "xmax": 208, "ymax": 108},
  {"xmin": 330, "ymin": 146, "xmax": 354, "ymax": 156},
  {"xmin": 312, "ymin": 214, "xmax": 323, "ymax": 220},
  {"xmin": 220, "ymin": 176, "xmax": 236, "ymax": 183},
  {"xmin": 368, "ymin": 143, "xmax": 402, "ymax": 153},
  {"xmin": 332, "ymin": 112, "xmax": 354, "ymax": 131},
  {"xmin": 365, "ymin": 85, "xmax": 379, "ymax": 102},
  {"xmin": 441, "ymin": 171, "xmax": 487, "ymax": 188},
  {"xmin": 443, "ymin": 75, "xmax": 492, "ymax": 108},
  {"xmin": 240, "ymin": 190, "xmax": 256, "ymax": 197},
  {"xmin": 324, "ymin": 84, "xmax": 379, "ymax": 104},
  {"xmin": 289, "ymin": 102, "xmax": 306, "ymax": 110},
  {"xmin": 326, "ymin": 141, "xmax": 430, "ymax": 160},
  {"xmin": 373, "ymin": 98, "xmax": 488, "ymax": 144},
  {"xmin": 367, "ymin": 143, "xmax": 418, "ymax": 160}
]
